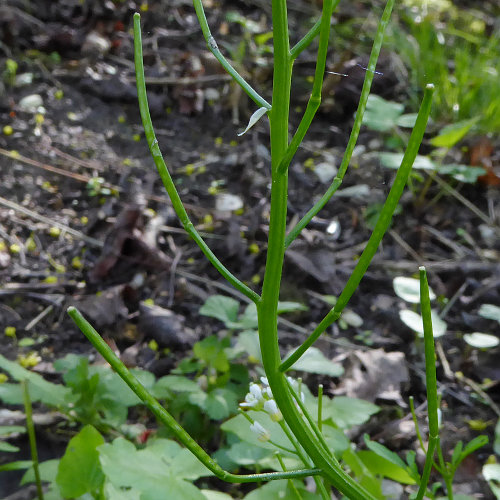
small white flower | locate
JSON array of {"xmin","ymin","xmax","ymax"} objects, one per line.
[
  {"xmin": 265, "ymin": 386, "xmax": 273, "ymax": 399},
  {"xmin": 260, "ymin": 376, "xmax": 269, "ymax": 386},
  {"xmin": 264, "ymin": 399, "xmax": 283, "ymax": 422},
  {"xmin": 240, "ymin": 382, "xmax": 265, "ymax": 410},
  {"xmin": 250, "ymin": 421, "xmax": 271, "ymax": 442},
  {"xmin": 239, "ymin": 392, "xmax": 262, "ymax": 409},
  {"xmin": 249, "ymin": 383, "xmax": 264, "ymax": 401}
]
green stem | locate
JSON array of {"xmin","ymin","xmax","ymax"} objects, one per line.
[
  {"xmin": 276, "ymin": 454, "xmax": 304, "ymax": 500},
  {"xmin": 22, "ymin": 380, "xmax": 44, "ymax": 500},
  {"xmin": 133, "ymin": 13, "xmax": 259, "ymax": 304},
  {"xmin": 191, "ymin": 0, "xmax": 271, "ymax": 110},
  {"xmin": 317, "ymin": 384, "xmax": 323, "ymax": 434},
  {"xmin": 277, "ymin": 0, "xmax": 338, "ymax": 175},
  {"xmin": 415, "ymin": 266, "xmax": 439, "ymax": 500},
  {"xmin": 278, "ymin": 420, "xmax": 330, "ymax": 500},
  {"xmin": 67, "ymin": 306, "xmax": 320, "ymax": 484},
  {"xmin": 285, "ymin": 0, "xmax": 395, "ymax": 248},
  {"xmin": 280, "ymin": 83, "xmax": 435, "ymax": 372},
  {"xmin": 257, "ymin": 1, "xmax": 374, "ymax": 498}
]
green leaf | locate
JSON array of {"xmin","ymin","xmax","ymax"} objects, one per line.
[
  {"xmin": 458, "ymin": 435, "xmax": 488, "ymax": 463},
  {"xmin": 363, "ymin": 94, "xmax": 404, "ymax": 132},
  {"xmin": 237, "ymin": 107, "xmax": 268, "ymax": 136},
  {"xmin": 190, "ymin": 387, "xmax": 238, "ymax": 420},
  {"xmin": 221, "ymin": 412, "xmax": 292, "ymax": 452},
  {"xmin": 99, "ymin": 438, "xmax": 210, "ymax": 500},
  {"xmin": 226, "ymin": 441, "xmax": 272, "ymax": 466},
  {"xmin": 193, "ymin": 336, "xmax": 230, "ymax": 373},
  {"xmin": 285, "ymin": 346, "xmax": 343, "ymax": 377},
  {"xmin": 451, "ymin": 441, "xmax": 463, "ymax": 466},
  {"xmin": 56, "ymin": 425, "xmax": 105, "ymax": 498},
  {"xmin": 104, "ymin": 482, "xmax": 141, "ymax": 500},
  {"xmin": 0, "ymin": 383, "xmax": 23, "ymax": 404},
  {"xmin": 463, "ymin": 332, "xmax": 499, "ymax": 349},
  {"xmin": 153, "ymin": 375, "xmax": 200, "ymax": 397},
  {"xmin": 0, "ymin": 425, "xmax": 25, "ymax": 436},
  {"xmin": 0, "ymin": 441, "xmax": 19, "ymax": 452},
  {"xmin": 393, "ymin": 276, "xmax": 436, "ymax": 303},
  {"xmin": 321, "ymin": 423, "xmax": 350, "ymax": 455},
  {"xmin": 244, "ymin": 480, "xmax": 322, "ymax": 500},
  {"xmin": 277, "ymin": 301, "xmax": 308, "ymax": 314},
  {"xmin": 200, "ymin": 295, "xmax": 240, "ymax": 327},
  {"xmin": 357, "ymin": 450, "xmax": 415, "ymax": 484},
  {"xmin": 0, "ymin": 460, "xmax": 33, "ymax": 472},
  {"xmin": 430, "ymin": 117, "xmax": 479, "ymax": 148},
  {"xmin": 437, "ymin": 164, "xmax": 486, "ymax": 183},
  {"xmin": 396, "ymin": 113, "xmax": 418, "ymax": 128},
  {"xmin": 478, "ymin": 304, "xmax": 500, "ymax": 324},
  {"xmin": 22, "ymin": 459, "xmax": 60, "ymax": 485},
  {"xmin": 0, "ymin": 354, "xmax": 71, "ymax": 407},
  {"xmin": 238, "ymin": 303, "xmax": 259, "ymax": 329},
  {"xmin": 399, "ymin": 309, "xmax": 447, "ymax": 338},
  {"xmin": 363, "ymin": 434, "xmax": 407, "ymax": 470},
  {"xmin": 202, "ymin": 490, "xmax": 234, "ymax": 500},
  {"xmin": 379, "ymin": 152, "xmax": 436, "ymax": 170},
  {"xmin": 233, "ymin": 330, "xmax": 262, "ymax": 363},
  {"xmin": 322, "ymin": 397, "xmax": 380, "ymax": 430}
]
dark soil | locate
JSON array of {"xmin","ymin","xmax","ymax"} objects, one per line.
[{"xmin": 1, "ymin": 0, "xmax": 499, "ymax": 498}]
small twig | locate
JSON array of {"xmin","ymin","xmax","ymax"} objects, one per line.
[
  {"xmin": 126, "ymin": 74, "xmax": 232, "ymax": 86},
  {"xmin": 25, "ymin": 305, "xmax": 55, "ymax": 331},
  {"xmin": 389, "ymin": 229, "xmax": 423, "ymax": 264},
  {"xmin": 0, "ymin": 195, "xmax": 103, "ymax": 248}
]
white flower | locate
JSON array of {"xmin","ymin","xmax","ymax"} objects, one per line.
[
  {"xmin": 260, "ymin": 376, "xmax": 269, "ymax": 386},
  {"xmin": 240, "ymin": 383, "xmax": 265, "ymax": 409},
  {"xmin": 250, "ymin": 421, "xmax": 271, "ymax": 442},
  {"xmin": 249, "ymin": 383, "xmax": 263, "ymax": 400},
  {"xmin": 264, "ymin": 399, "xmax": 283, "ymax": 422},
  {"xmin": 265, "ymin": 386, "xmax": 273, "ymax": 399},
  {"xmin": 239, "ymin": 392, "xmax": 261, "ymax": 409}
]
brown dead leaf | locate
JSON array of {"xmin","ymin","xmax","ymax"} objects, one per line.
[{"xmin": 334, "ymin": 349, "xmax": 409, "ymax": 407}]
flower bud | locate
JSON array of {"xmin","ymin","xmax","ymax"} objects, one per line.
[
  {"xmin": 264, "ymin": 399, "xmax": 283, "ymax": 422},
  {"xmin": 250, "ymin": 421, "xmax": 271, "ymax": 442}
]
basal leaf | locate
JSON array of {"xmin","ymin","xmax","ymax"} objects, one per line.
[
  {"xmin": 200, "ymin": 295, "xmax": 240, "ymax": 326},
  {"xmin": 56, "ymin": 425, "xmax": 105, "ymax": 498},
  {"xmin": 285, "ymin": 347, "xmax": 343, "ymax": 377},
  {"xmin": 322, "ymin": 397, "xmax": 379, "ymax": 430},
  {"xmin": 357, "ymin": 450, "xmax": 415, "ymax": 484},
  {"xmin": 363, "ymin": 434, "xmax": 407, "ymax": 470},
  {"xmin": 0, "ymin": 354, "xmax": 71, "ymax": 407}
]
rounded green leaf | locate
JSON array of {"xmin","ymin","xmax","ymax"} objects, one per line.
[
  {"xmin": 393, "ymin": 276, "xmax": 436, "ymax": 303},
  {"xmin": 463, "ymin": 332, "xmax": 499, "ymax": 349},
  {"xmin": 399, "ymin": 309, "xmax": 446, "ymax": 338}
]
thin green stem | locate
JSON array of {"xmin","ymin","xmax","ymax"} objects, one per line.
[
  {"xmin": 278, "ymin": 420, "xmax": 330, "ymax": 500},
  {"xmin": 409, "ymin": 396, "xmax": 425, "ymax": 452},
  {"xmin": 276, "ymin": 454, "xmax": 304, "ymax": 500},
  {"xmin": 280, "ymin": 84, "xmax": 435, "ymax": 372},
  {"xmin": 290, "ymin": 19, "xmax": 321, "ymax": 60},
  {"xmin": 415, "ymin": 266, "xmax": 439, "ymax": 500},
  {"xmin": 22, "ymin": 380, "xmax": 44, "ymax": 500},
  {"xmin": 285, "ymin": 0, "xmax": 395, "ymax": 248},
  {"xmin": 277, "ymin": 0, "xmax": 338, "ymax": 175},
  {"xmin": 420, "ymin": 267, "xmax": 439, "ymax": 438},
  {"xmin": 317, "ymin": 385, "xmax": 323, "ymax": 434},
  {"xmin": 67, "ymin": 307, "xmax": 319, "ymax": 484},
  {"xmin": 133, "ymin": 13, "xmax": 259, "ymax": 304},
  {"xmin": 287, "ymin": 379, "xmax": 338, "ymax": 466},
  {"xmin": 191, "ymin": 0, "xmax": 271, "ymax": 110}
]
